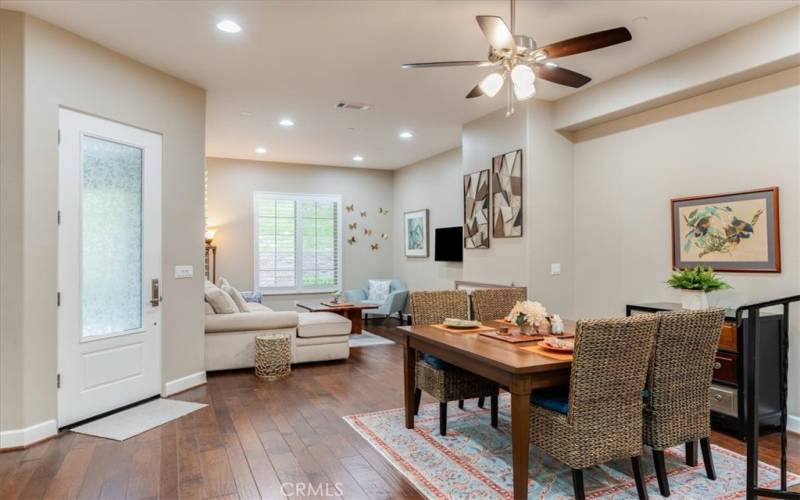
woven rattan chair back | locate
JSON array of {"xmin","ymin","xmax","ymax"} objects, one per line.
[
  {"xmin": 410, "ymin": 290, "xmax": 469, "ymax": 325},
  {"xmin": 567, "ymin": 315, "xmax": 659, "ymax": 427},
  {"xmin": 645, "ymin": 308, "xmax": 726, "ymax": 448},
  {"xmin": 471, "ymin": 288, "xmax": 527, "ymax": 321}
]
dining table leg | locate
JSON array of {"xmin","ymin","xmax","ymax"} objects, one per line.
[
  {"xmin": 403, "ymin": 343, "xmax": 416, "ymax": 429},
  {"xmin": 510, "ymin": 389, "xmax": 531, "ymax": 499}
]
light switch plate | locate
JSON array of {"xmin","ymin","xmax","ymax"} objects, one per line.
[
  {"xmin": 550, "ymin": 263, "xmax": 561, "ymax": 276},
  {"xmin": 174, "ymin": 265, "xmax": 193, "ymax": 279}
]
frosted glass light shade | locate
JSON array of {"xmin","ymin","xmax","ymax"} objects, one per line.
[
  {"xmin": 511, "ymin": 64, "xmax": 536, "ymax": 100},
  {"xmin": 478, "ymin": 72, "xmax": 505, "ymax": 98}
]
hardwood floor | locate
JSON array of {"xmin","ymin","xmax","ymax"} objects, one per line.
[{"xmin": 1, "ymin": 319, "xmax": 797, "ymax": 499}]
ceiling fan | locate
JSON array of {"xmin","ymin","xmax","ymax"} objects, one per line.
[{"xmin": 401, "ymin": 0, "xmax": 632, "ymax": 115}]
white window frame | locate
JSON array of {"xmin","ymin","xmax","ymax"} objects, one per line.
[{"xmin": 252, "ymin": 191, "xmax": 343, "ymax": 295}]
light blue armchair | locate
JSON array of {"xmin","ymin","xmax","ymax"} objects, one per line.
[{"xmin": 343, "ymin": 279, "xmax": 409, "ymax": 324}]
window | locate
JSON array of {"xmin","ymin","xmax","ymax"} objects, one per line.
[{"xmin": 253, "ymin": 192, "xmax": 341, "ymax": 293}]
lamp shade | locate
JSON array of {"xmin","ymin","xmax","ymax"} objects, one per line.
[{"xmin": 478, "ymin": 72, "xmax": 505, "ymax": 98}]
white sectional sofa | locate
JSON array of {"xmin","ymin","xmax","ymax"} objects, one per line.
[{"xmin": 204, "ymin": 301, "xmax": 352, "ymax": 371}]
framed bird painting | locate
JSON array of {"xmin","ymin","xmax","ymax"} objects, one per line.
[{"xmin": 671, "ymin": 187, "xmax": 780, "ymax": 272}]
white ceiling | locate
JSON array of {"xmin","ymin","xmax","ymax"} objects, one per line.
[{"xmin": 2, "ymin": 0, "xmax": 797, "ymax": 169}]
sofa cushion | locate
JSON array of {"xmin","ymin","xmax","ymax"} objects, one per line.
[
  {"xmin": 205, "ymin": 283, "xmax": 237, "ymax": 314},
  {"xmin": 367, "ymin": 279, "xmax": 392, "ymax": 303},
  {"xmin": 245, "ymin": 302, "xmax": 273, "ymax": 312},
  {"xmin": 205, "ymin": 310, "xmax": 298, "ymax": 333},
  {"xmin": 222, "ymin": 284, "xmax": 249, "ymax": 312},
  {"xmin": 204, "ymin": 302, "xmax": 215, "ymax": 315},
  {"xmin": 297, "ymin": 312, "xmax": 351, "ymax": 338}
]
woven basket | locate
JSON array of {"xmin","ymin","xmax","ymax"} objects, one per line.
[{"xmin": 255, "ymin": 333, "xmax": 291, "ymax": 380}]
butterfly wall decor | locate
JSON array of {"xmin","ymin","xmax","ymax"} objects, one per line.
[
  {"xmin": 347, "ymin": 236, "xmax": 357, "ymax": 245},
  {"xmin": 345, "ymin": 204, "xmax": 354, "ymax": 213},
  {"xmin": 370, "ymin": 243, "xmax": 379, "ymax": 251},
  {"xmin": 363, "ymin": 228, "xmax": 372, "ymax": 236},
  {"xmin": 381, "ymin": 233, "xmax": 389, "ymax": 240},
  {"xmin": 360, "ymin": 211, "xmax": 368, "ymax": 218},
  {"xmin": 348, "ymin": 222, "xmax": 357, "ymax": 230},
  {"xmin": 378, "ymin": 208, "xmax": 389, "ymax": 215}
]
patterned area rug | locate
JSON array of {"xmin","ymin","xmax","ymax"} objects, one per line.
[{"xmin": 344, "ymin": 394, "xmax": 798, "ymax": 499}]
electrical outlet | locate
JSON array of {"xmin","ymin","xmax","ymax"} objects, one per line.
[
  {"xmin": 550, "ymin": 263, "xmax": 561, "ymax": 276},
  {"xmin": 174, "ymin": 265, "xmax": 193, "ymax": 279}
]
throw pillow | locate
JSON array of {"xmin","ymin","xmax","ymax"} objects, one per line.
[
  {"xmin": 205, "ymin": 283, "xmax": 237, "ymax": 314},
  {"xmin": 217, "ymin": 276, "xmax": 231, "ymax": 288},
  {"xmin": 367, "ymin": 279, "xmax": 392, "ymax": 303},
  {"xmin": 222, "ymin": 284, "xmax": 249, "ymax": 313}
]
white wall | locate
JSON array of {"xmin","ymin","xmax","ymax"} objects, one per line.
[
  {"xmin": 392, "ymin": 148, "xmax": 464, "ymax": 291},
  {"xmin": 206, "ymin": 157, "xmax": 394, "ymax": 311},
  {"xmin": 0, "ymin": 10, "xmax": 206, "ymax": 436},
  {"xmin": 572, "ymin": 69, "xmax": 800, "ymax": 414}
]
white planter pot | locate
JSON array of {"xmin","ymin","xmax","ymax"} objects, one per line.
[{"xmin": 681, "ymin": 289, "xmax": 709, "ymax": 310}]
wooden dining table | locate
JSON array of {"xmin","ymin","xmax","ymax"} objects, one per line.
[{"xmin": 398, "ymin": 320, "xmax": 576, "ymax": 500}]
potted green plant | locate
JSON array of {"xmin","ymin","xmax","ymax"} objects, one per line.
[{"xmin": 666, "ymin": 266, "xmax": 731, "ymax": 310}]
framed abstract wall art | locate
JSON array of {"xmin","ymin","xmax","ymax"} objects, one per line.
[
  {"xmin": 464, "ymin": 170, "xmax": 490, "ymax": 249},
  {"xmin": 491, "ymin": 149, "xmax": 523, "ymax": 238},
  {"xmin": 404, "ymin": 209, "xmax": 429, "ymax": 257},
  {"xmin": 671, "ymin": 187, "xmax": 780, "ymax": 272}
]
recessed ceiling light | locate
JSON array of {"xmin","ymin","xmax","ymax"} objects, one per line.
[
  {"xmin": 216, "ymin": 20, "xmax": 241, "ymax": 33},
  {"xmin": 545, "ymin": 61, "xmax": 558, "ymax": 68},
  {"xmin": 399, "ymin": 131, "xmax": 414, "ymax": 139},
  {"xmin": 279, "ymin": 118, "xmax": 295, "ymax": 127},
  {"xmin": 239, "ymin": 111, "xmax": 252, "ymax": 116},
  {"xmin": 352, "ymin": 155, "xmax": 364, "ymax": 162},
  {"xmin": 255, "ymin": 147, "xmax": 267, "ymax": 154}
]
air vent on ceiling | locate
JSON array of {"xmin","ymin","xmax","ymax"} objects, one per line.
[{"xmin": 336, "ymin": 101, "xmax": 373, "ymax": 111}]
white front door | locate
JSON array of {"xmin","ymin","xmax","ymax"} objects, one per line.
[{"xmin": 57, "ymin": 109, "xmax": 162, "ymax": 427}]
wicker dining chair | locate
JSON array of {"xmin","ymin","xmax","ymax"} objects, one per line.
[
  {"xmin": 645, "ymin": 308, "xmax": 726, "ymax": 497},
  {"xmin": 410, "ymin": 290, "xmax": 500, "ymax": 436},
  {"xmin": 529, "ymin": 315, "xmax": 659, "ymax": 500},
  {"xmin": 471, "ymin": 287, "xmax": 527, "ymax": 322}
]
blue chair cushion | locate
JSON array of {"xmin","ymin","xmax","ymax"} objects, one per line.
[
  {"xmin": 420, "ymin": 353, "xmax": 451, "ymax": 370},
  {"xmin": 530, "ymin": 386, "xmax": 570, "ymax": 414},
  {"xmin": 531, "ymin": 387, "xmax": 652, "ymax": 416}
]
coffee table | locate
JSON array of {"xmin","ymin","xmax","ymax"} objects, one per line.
[{"xmin": 296, "ymin": 302, "xmax": 379, "ymax": 334}]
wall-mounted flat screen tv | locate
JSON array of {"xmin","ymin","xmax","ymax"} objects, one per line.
[{"xmin": 435, "ymin": 226, "xmax": 463, "ymax": 262}]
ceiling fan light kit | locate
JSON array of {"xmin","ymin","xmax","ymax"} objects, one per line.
[{"xmin": 402, "ymin": 0, "xmax": 632, "ymax": 116}]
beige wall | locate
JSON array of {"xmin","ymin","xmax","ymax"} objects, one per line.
[
  {"xmin": 0, "ymin": 11, "xmax": 206, "ymax": 432},
  {"xmin": 206, "ymin": 157, "xmax": 394, "ymax": 311},
  {"xmin": 462, "ymin": 106, "xmax": 530, "ymax": 287},
  {"xmin": 392, "ymin": 148, "xmax": 463, "ymax": 291},
  {"xmin": 526, "ymin": 100, "xmax": 575, "ymax": 318},
  {"xmin": 0, "ymin": 9, "xmax": 25, "ymax": 432},
  {"xmin": 572, "ymin": 69, "xmax": 800, "ymax": 414}
]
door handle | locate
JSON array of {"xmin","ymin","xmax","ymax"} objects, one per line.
[{"xmin": 150, "ymin": 278, "xmax": 161, "ymax": 307}]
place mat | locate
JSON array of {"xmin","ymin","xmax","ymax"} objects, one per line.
[
  {"xmin": 431, "ymin": 323, "xmax": 497, "ymax": 334},
  {"xmin": 321, "ymin": 301, "xmax": 354, "ymax": 308},
  {"xmin": 479, "ymin": 331, "xmax": 543, "ymax": 343},
  {"xmin": 520, "ymin": 344, "xmax": 574, "ymax": 361},
  {"xmin": 480, "ymin": 330, "xmax": 575, "ymax": 343}
]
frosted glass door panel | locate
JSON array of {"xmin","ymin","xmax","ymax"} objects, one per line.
[{"xmin": 81, "ymin": 135, "xmax": 143, "ymax": 338}]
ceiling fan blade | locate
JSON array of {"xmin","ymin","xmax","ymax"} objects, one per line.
[
  {"xmin": 534, "ymin": 64, "xmax": 591, "ymax": 88},
  {"xmin": 401, "ymin": 60, "xmax": 495, "ymax": 69},
  {"xmin": 476, "ymin": 16, "xmax": 516, "ymax": 53},
  {"xmin": 466, "ymin": 84, "xmax": 484, "ymax": 98},
  {"xmin": 537, "ymin": 27, "xmax": 631, "ymax": 59}
]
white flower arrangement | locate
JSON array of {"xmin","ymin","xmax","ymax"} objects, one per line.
[{"xmin": 505, "ymin": 300, "xmax": 548, "ymax": 327}]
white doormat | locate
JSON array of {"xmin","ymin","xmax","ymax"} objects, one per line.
[
  {"xmin": 349, "ymin": 331, "xmax": 394, "ymax": 347},
  {"xmin": 71, "ymin": 398, "xmax": 206, "ymax": 441}
]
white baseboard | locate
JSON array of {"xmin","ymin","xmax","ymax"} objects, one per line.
[
  {"xmin": 789, "ymin": 414, "xmax": 800, "ymax": 434},
  {"xmin": 0, "ymin": 419, "xmax": 58, "ymax": 449},
  {"xmin": 163, "ymin": 371, "xmax": 207, "ymax": 397}
]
